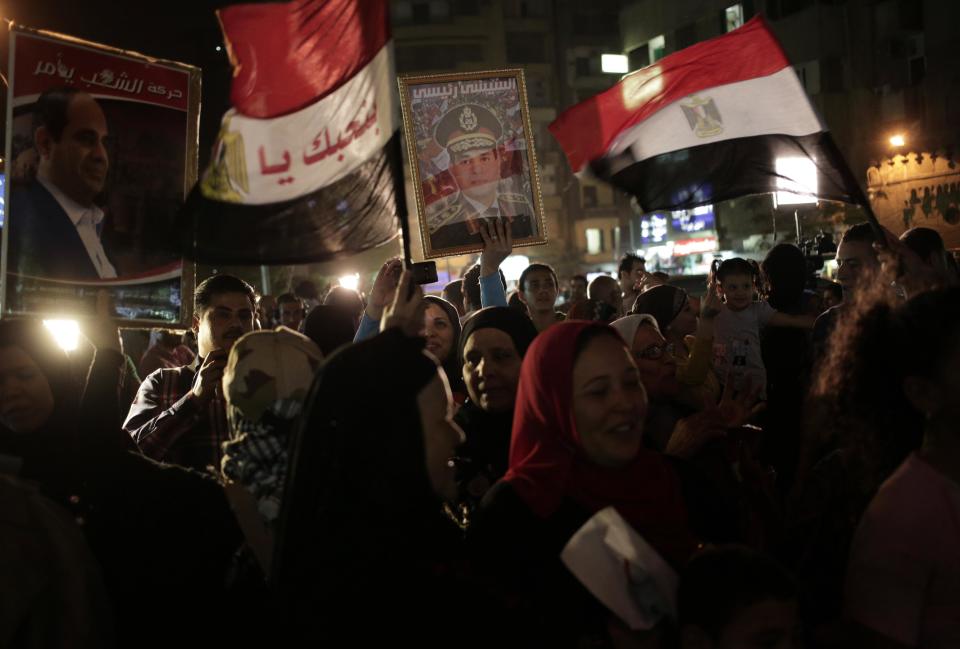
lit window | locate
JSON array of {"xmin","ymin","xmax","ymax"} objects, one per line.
[
  {"xmin": 586, "ymin": 228, "xmax": 604, "ymax": 255},
  {"xmin": 649, "ymin": 35, "xmax": 665, "ymax": 62},
  {"xmin": 775, "ymin": 157, "xmax": 818, "ymax": 206},
  {"xmin": 725, "ymin": 4, "xmax": 744, "ymax": 32},
  {"xmin": 601, "ymin": 54, "xmax": 628, "ymax": 74}
]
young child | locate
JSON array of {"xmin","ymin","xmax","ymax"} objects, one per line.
[{"xmin": 709, "ymin": 258, "xmax": 814, "ymax": 399}]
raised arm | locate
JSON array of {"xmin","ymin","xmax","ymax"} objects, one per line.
[
  {"xmin": 354, "ymin": 257, "xmax": 402, "ymax": 342},
  {"xmin": 767, "ymin": 311, "xmax": 817, "ymax": 329},
  {"xmin": 678, "ymin": 282, "xmax": 721, "ymax": 386},
  {"xmin": 478, "ymin": 218, "xmax": 512, "ymax": 308},
  {"xmin": 123, "ymin": 349, "xmax": 225, "ymax": 461}
]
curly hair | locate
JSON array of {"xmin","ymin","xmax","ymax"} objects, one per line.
[{"xmin": 808, "ymin": 281, "xmax": 960, "ymax": 490}]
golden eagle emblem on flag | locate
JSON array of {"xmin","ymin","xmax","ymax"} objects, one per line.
[
  {"xmin": 201, "ymin": 118, "xmax": 249, "ymax": 203},
  {"xmin": 680, "ymin": 96, "xmax": 723, "ymax": 138}
]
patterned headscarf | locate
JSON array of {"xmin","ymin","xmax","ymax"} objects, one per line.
[{"xmin": 220, "ymin": 326, "xmax": 323, "ymax": 525}]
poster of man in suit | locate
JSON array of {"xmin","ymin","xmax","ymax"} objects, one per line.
[
  {"xmin": 399, "ymin": 70, "xmax": 547, "ymax": 259},
  {"xmin": 4, "ymin": 26, "xmax": 199, "ymax": 323}
]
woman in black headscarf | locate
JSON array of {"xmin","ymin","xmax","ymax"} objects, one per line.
[
  {"xmin": 274, "ymin": 271, "xmax": 492, "ymax": 643},
  {"xmin": 449, "ymin": 307, "xmax": 537, "ymax": 527}
]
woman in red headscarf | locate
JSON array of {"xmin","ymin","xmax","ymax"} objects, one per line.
[{"xmin": 470, "ymin": 320, "xmax": 699, "ymax": 646}]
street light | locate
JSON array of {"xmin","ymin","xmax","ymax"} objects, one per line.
[
  {"xmin": 889, "ymin": 134, "xmax": 906, "ymax": 148},
  {"xmin": 338, "ymin": 273, "xmax": 360, "ymax": 291},
  {"xmin": 43, "ymin": 320, "xmax": 80, "ymax": 352}
]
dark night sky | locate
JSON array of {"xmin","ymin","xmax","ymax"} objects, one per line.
[{"xmin": 5, "ymin": 0, "xmax": 239, "ymax": 165}]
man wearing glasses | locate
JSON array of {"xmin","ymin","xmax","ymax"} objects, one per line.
[{"xmin": 124, "ymin": 275, "xmax": 257, "ymax": 472}]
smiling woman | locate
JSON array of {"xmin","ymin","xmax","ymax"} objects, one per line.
[
  {"xmin": 447, "ymin": 306, "xmax": 537, "ymax": 527},
  {"xmin": 421, "ymin": 295, "xmax": 465, "ymax": 402},
  {"xmin": 470, "ymin": 320, "xmax": 698, "ymax": 645},
  {"xmin": 571, "ymin": 329, "xmax": 649, "ymax": 467}
]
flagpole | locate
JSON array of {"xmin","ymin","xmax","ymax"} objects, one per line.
[{"xmin": 390, "ymin": 136, "xmax": 415, "ymax": 268}]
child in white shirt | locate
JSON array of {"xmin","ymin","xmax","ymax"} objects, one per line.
[{"xmin": 709, "ymin": 257, "xmax": 815, "ymax": 399}]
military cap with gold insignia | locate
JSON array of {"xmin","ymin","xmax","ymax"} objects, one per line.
[{"xmin": 434, "ymin": 104, "xmax": 503, "ymax": 156}]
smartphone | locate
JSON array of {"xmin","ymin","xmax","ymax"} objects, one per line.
[
  {"xmin": 404, "ymin": 261, "xmax": 438, "ymax": 299},
  {"xmin": 410, "ymin": 261, "xmax": 438, "ymax": 286}
]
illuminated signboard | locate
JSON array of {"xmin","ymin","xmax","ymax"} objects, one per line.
[
  {"xmin": 671, "ymin": 204, "xmax": 714, "ymax": 234},
  {"xmin": 640, "ymin": 213, "xmax": 669, "ymax": 243},
  {"xmin": 673, "ymin": 237, "xmax": 719, "ymax": 255}
]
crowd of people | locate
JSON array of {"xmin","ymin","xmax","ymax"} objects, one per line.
[{"xmin": 1, "ymin": 215, "xmax": 958, "ymax": 648}]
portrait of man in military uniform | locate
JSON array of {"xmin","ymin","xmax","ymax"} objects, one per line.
[{"xmin": 426, "ymin": 103, "xmax": 535, "ymax": 251}]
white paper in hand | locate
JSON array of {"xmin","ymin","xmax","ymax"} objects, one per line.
[{"xmin": 560, "ymin": 506, "xmax": 678, "ymax": 630}]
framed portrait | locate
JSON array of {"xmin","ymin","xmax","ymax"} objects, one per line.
[
  {"xmin": 398, "ymin": 69, "xmax": 547, "ymax": 259},
  {"xmin": 2, "ymin": 25, "xmax": 199, "ymax": 325}
]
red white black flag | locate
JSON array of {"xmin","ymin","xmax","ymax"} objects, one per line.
[
  {"xmin": 180, "ymin": 0, "xmax": 401, "ymax": 264},
  {"xmin": 549, "ymin": 17, "xmax": 866, "ymax": 212}
]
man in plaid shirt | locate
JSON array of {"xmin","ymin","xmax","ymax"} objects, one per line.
[{"xmin": 124, "ymin": 275, "xmax": 257, "ymax": 472}]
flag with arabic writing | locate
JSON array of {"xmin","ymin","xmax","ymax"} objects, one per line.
[{"xmin": 179, "ymin": 0, "xmax": 401, "ymax": 264}]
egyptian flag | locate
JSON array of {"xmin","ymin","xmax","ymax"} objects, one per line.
[
  {"xmin": 179, "ymin": 0, "xmax": 401, "ymax": 264},
  {"xmin": 549, "ymin": 16, "xmax": 867, "ymax": 212}
]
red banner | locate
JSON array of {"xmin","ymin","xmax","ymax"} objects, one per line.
[
  {"xmin": 13, "ymin": 32, "xmax": 190, "ymax": 111},
  {"xmin": 5, "ymin": 27, "xmax": 199, "ymax": 324}
]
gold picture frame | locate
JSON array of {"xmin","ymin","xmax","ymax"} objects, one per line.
[{"xmin": 398, "ymin": 68, "xmax": 547, "ymax": 259}]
